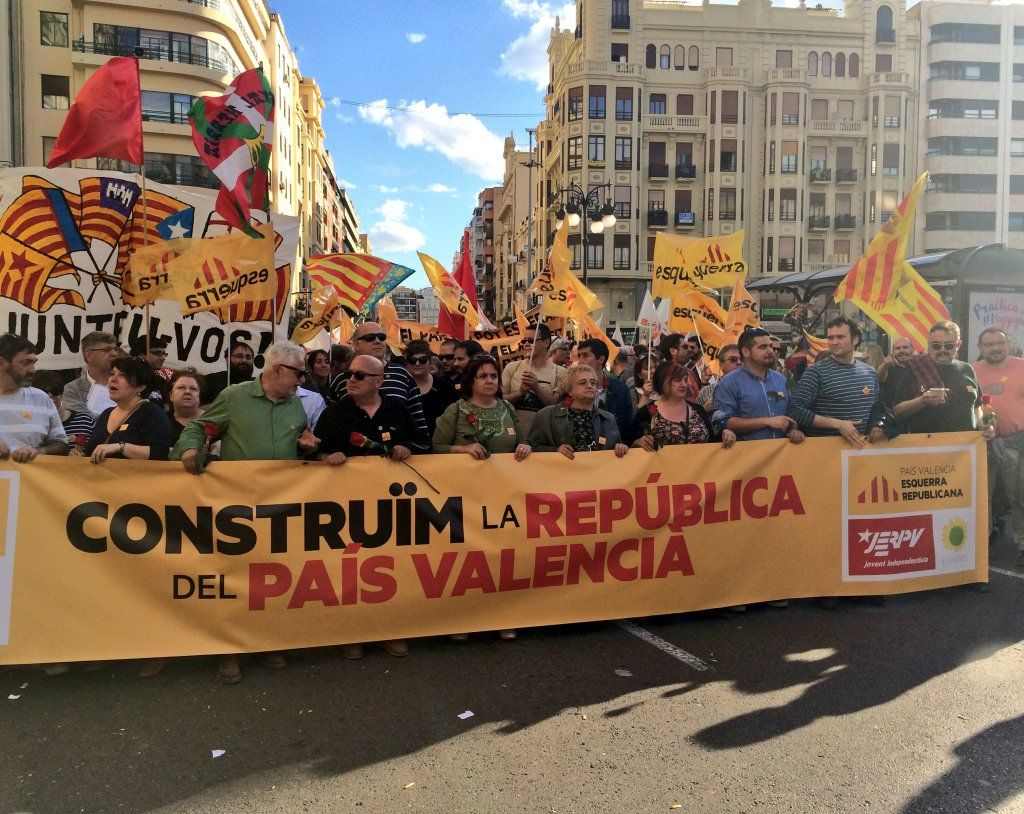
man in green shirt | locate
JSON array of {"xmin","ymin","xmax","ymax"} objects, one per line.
[
  {"xmin": 172, "ymin": 340, "xmax": 318, "ymax": 684},
  {"xmin": 174, "ymin": 340, "xmax": 318, "ymax": 471}
]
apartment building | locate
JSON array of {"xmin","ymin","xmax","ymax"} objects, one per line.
[
  {"xmin": 913, "ymin": 0, "xmax": 1024, "ymax": 252},
  {"xmin": 494, "ymin": 136, "xmax": 533, "ymax": 320},
  {"xmin": 470, "ymin": 186, "xmax": 499, "ymax": 319},
  {"xmin": 392, "ymin": 286, "xmax": 420, "ymax": 322},
  {"xmin": 3, "ymin": 0, "xmax": 360, "ymax": 300},
  {"xmin": 417, "ymin": 286, "xmax": 439, "ymax": 325},
  {"xmin": 536, "ymin": 0, "xmax": 921, "ymax": 328}
]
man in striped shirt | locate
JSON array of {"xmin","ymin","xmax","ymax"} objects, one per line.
[
  {"xmin": 329, "ymin": 322, "xmax": 430, "ymax": 452},
  {"xmin": 788, "ymin": 317, "xmax": 883, "ymax": 447}
]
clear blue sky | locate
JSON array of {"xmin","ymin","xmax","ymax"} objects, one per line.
[{"xmin": 273, "ymin": 0, "xmax": 851, "ymax": 286}]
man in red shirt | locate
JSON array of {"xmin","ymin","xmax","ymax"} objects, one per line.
[{"xmin": 973, "ymin": 327, "xmax": 1024, "ymax": 560}]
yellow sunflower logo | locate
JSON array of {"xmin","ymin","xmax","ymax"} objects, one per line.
[{"xmin": 942, "ymin": 518, "xmax": 969, "ymax": 551}]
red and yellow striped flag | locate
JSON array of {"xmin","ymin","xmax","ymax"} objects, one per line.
[{"xmin": 834, "ymin": 173, "xmax": 948, "ymax": 351}]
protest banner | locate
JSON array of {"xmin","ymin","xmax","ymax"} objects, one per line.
[
  {"xmin": 652, "ymin": 231, "xmax": 746, "ymax": 297},
  {"xmin": 0, "ymin": 433, "xmax": 986, "ymax": 663},
  {"xmin": 0, "ymin": 167, "xmax": 298, "ymax": 373}
]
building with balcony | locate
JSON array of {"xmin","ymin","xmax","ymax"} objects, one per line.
[
  {"xmin": 912, "ymin": 0, "xmax": 1024, "ymax": 252},
  {"xmin": 468, "ymin": 186, "xmax": 499, "ymax": 319},
  {"xmin": 534, "ymin": 0, "xmax": 921, "ymax": 328},
  {"xmin": 494, "ymin": 135, "xmax": 534, "ymax": 321},
  {"xmin": 392, "ymin": 286, "xmax": 420, "ymax": 323},
  {"xmin": 417, "ymin": 286, "xmax": 439, "ymax": 326}
]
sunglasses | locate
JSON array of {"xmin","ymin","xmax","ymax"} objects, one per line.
[
  {"xmin": 407, "ymin": 355, "xmax": 431, "ymax": 365},
  {"xmin": 521, "ymin": 338, "xmax": 535, "ymax": 345},
  {"xmin": 439, "ymin": 354, "xmax": 455, "ymax": 361},
  {"xmin": 350, "ymin": 370, "xmax": 383, "ymax": 381},
  {"xmin": 278, "ymin": 363, "xmax": 306, "ymax": 377},
  {"xmin": 356, "ymin": 333, "xmax": 387, "ymax": 342},
  {"xmin": 930, "ymin": 342, "xmax": 956, "ymax": 351}
]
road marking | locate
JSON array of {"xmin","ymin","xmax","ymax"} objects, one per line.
[
  {"xmin": 990, "ymin": 567, "xmax": 1024, "ymax": 581},
  {"xmin": 617, "ymin": 620, "xmax": 710, "ymax": 672}
]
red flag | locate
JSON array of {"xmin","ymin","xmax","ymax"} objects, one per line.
[
  {"xmin": 46, "ymin": 57, "xmax": 142, "ymax": 168},
  {"xmin": 438, "ymin": 230, "xmax": 480, "ymax": 339}
]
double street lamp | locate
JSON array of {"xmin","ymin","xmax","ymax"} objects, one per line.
[{"xmin": 550, "ymin": 182, "xmax": 616, "ymax": 287}]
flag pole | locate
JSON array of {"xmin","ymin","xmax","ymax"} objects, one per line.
[{"xmin": 133, "ymin": 55, "xmax": 152, "ymax": 360}]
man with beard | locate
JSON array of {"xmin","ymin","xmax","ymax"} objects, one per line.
[
  {"xmin": 0, "ymin": 333, "xmax": 68, "ymax": 461},
  {"xmin": 438, "ymin": 339, "xmax": 458, "ymax": 382},
  {"xmin": 203, "ymin": 340, "xmax": 255, "ymax": 403},
  {"xmin": 877, "ymin": 336, "xmax": 914, "ymax": 385}
]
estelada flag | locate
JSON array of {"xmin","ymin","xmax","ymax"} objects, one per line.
[
  {"xmin": 834, "ymin": 172, "xmax": 948, "ymax": 351},
  {"xmin": 527, "ymin": 219, "xmax": 602, "ymax": 318},
  {"xmin": 189, "ymin": 67, "xmax": 273, "ymax": 236},
  {"xmin": 418, "ymin": 251, "xmax": 482, "ymax": 331},
  {"xmin": 652, "ymin": 230, "xmax": 746, "ymax": 297},
  {"xmin": 47, "ymin": 57, "xmax": 143, "ymax": 168}
]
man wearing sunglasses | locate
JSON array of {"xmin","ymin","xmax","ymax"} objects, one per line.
[
  {"xmin": 328, "ymin": 322, "xmax": 430, "ymax": 452},
  {"xmin": 437, "ymin": 339, "xmax": 458, "ymax": 382},
  {"xmin": 887, "ymin": 320, "xmax": 989, "ymax": 438}
]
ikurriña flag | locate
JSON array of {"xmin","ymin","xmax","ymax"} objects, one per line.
[{"xmin": 189, "ymin": 67, "xmax": 273, "ymax": 237}]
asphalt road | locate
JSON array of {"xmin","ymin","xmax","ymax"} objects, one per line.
[{"xmin": 3, "ymin": 542, "xmax": 1024, "ymax": 814}]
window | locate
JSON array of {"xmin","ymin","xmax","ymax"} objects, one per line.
[
  {"xmin": 611, "ymin": 42, "xmax": 628, "ymax": 63},
  {"xmin": 614, "ymin": 136, "xmax": 632, "ymax": 169},
  {"xmin": 834, "ymin": 239, "xmax": 851, "ymax": 264},
  {"xmin": 1015, "ymin": 101, "xmax": 1024, "ymax": 121},
  {"xmin": 808, "ymin": 52, "xmax": 818, "ymax": 77},
  {"xmin": 40, "ymin": 11, "xmax": 68, "ymax": 47},
  {"xmin": 810, "ymin": 146, "xmax": 827, "ymax": 172},
  {"xmin": 568, "ymin": 136, "xmax": 582, "ymax": 170},
  {"xmin": 770, "ymin": 93, "xmax": 777, "ymax": 126},
  {"xmin": 615, "ymin": 87, "xmax": 633, "ymax": 121},
  {"xmin": 676, "ymin": 142, "xmax": 693, "ymax": 170},
  {"xmin": 835, "ymin": 53, "xmax": 845, "ymax": 77},
  {"xmin": 568, "ymin": 87, "xmax": 583, "ymax": 120},
  {"xmin": 776, "ymin": 50, "xmax": 793, "ymax": 69},
  {"xmin": 767, "ymin": 189, "xmax": 775, "ymax": 221},
  {"xmin": 768, "ymin": 141, "xmax": 777, "ymax": 173},
  {"xmin": 1014, "ymin": 177, "xmax": 1024, "ymax": 195},
  {"xmin": 1017, "ymin": 27, "xmax": 1024, "ymax": 46},
  {"xmin": 929, "ymin": 174, "xmax": 997, "ymax": 194},
  {"xmin": 779, "ymin": 237, "xmax": 796, "ymax": 271},
  {"xmin": 676, "ymin": 93, "xmax": 694, "ymax": 115},
  {"xmin": 766, "ymin": 237, "xmax": 773, "ymax": 272},
  {"xmin": 589, "ymin": 85, "xmax": 606, "ymax": 119},
  {"xmin": 1016, "ymin": 64, "xmax": 1024, "ymax": 83},
  {"xmin": 884, "ymin": 95, "xmax": 900, "ymax": 127},
  {"xmin": 649, "ymin": 93, "xmax": 666, "ymax": 114},
  {"xmin": 881, "ymin": 189, "xmax": 899, "ymax": 220},
  {"xmin": 674, "ymin": 45, "xmax": 685, "ymax": 69},
  {"xmin": 808, "ymin": 239, "xmax": 825, "ymax": 264},
  {"xmin": 925, "ymin": 211, "xmax": 997, "ymax": 231},
  {"xmin": 612, "ymin": 0, "xmax": 629, "ymax": 26},
  {"xmin": 645, "ymin": 44, "xmax": 656, "ymax": 69},
  {"xmin": 688, "ymin": 45, "xmax": 699, "ymax": 70},
  {"xmin": 782, "ymin": 92, "xmax": 800, "ymax": 125},
  {"xmin": 675, "ymin": 189, "xmax": 692, "ymax": 216},
  {"xmin": 822, "ymin": 52, "xmax": 832, "ymax": 77},
  {"xmin": 930, "ymin": 99, "xmax": 999, "ymax": 119},
  {"xmin": 588, "ymin": 135, "xmax": 605, "ymax": 163},
  {"xmin": 660, "ymin": 45, "xmax": 670, "ymax": 69},
  {"xmin": 928, "ymin": 137, "xmax": 999, "ymax": 156},
  {"xmin": 876, "ymin": 6, "xmax": 895, "ymax": 41},
  {"xmin": 709, "ymin": 139, "xmax": 716, "ymax": 173},
  {"xmin": 720, "ymin": 139, "xmax": 737, "ymax": 173},
  {"xmin": 42, "ymin": 136, "xmax": 67, "ymax": 167},
  {"xmin": 871, "ymin": 143, "xmax": 877, "ymax": 176},
  {"xmin": 929, "ymin": 61, "xmax": 1000, "ymax": 82},
  {"xmin": 930, "ymin": 23, "xmax": 1000, "ymax": 44},
  {"xmin": 849, "ymin": 54, "xmax": 859, "ymax": 77},
  {"xmin": 811, "ymin": 98, "xmax": 829, "ymax": 121},
  {"xmin": 648, "ymin": 189, "xmax": 665, "ymax": 210},
  {"xmin": 720, "ymin": 188, "xmax": 736, "ymax": 221},
  {"xmin": 1013, "ymin": 139, "xmax": 1024, "ymax": 158},
  {"xmin": 1010, "ymin": 213, "xmax": 1024, "ymax": 232},
  {"xmin": 710, "ymin": 92, "xmax": 717, "ymax": 125},
  {"xmin": 41, "ymin": 74, "xmax": 69, "ymax": 109},
  {"xmin": 875, "ymin": 53, "xmax": 893, "ymax": 72},
  {"xmin": 721, "ymin": 90, "xmax": 738, "ymax": 124},
  {"xmin": 568, "ymin": 234, "xmax": 581, "ymax": 269},
  {"xmin": 586, "ymin": 235, "xmax": 605, "ymax": 268},
  {"xmin": 613, "ymin": 234, "xmax": 631, "ymax": 269},
  {"xmin": 781, "ymin": 141, "xmax": 799, "ymax": 174},
  {"xmin": 141, "ymin": 90, "xmax": 197, "ymax": 124},
  {"xmin": 809, "ymin": 192, "xmax": 826, "ymax": 216},
  {"xmin": 614, "ymin": 185, "xmax": 632, "ymax": 218},
  {"xmin": 780, "ymin": 189, "xmax": 797, "ymax": 221},
  {"xmin": 716, "ymin": 47, "xmax": 733, "ymax": 67},
  {"xmin": 142, "ymin": 152, "xmax": 217, "ymax": 188},
  {"xmin": 838, "ymin": 99, "xmax": 854, "ymax": 119},
  {"xmin": 707, "ymin": 188, "xmax": 715, "ymax": 221}
]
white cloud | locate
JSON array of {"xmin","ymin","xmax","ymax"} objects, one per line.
[
  {"xmin": 368, "ymin": 199, "xmax": 426, "ymax": 253},
  {"xmin": 406, "ymin": 32, "xmax": 427, "ymax": 44},
  {"xmin": 357, "ymin": 99, "xmax": 504, "ymax": 180},
  {"xmin": 339, "ymin": 178, "xmax": 357, "ymax": 190},
  {"xmin": 426, "ymin": 183, "xmax": 456, "ymax": 193},
  {"xmin": 375, "ymin": 184, "xmax": 400, "ymax": 193},
  {"xmin": 329, "ymin": 96, "xmax": 341, "ymax": 107},
  {"xmin": 499, "ymin": 0, "xmax": 575, "ymax": 89},
  {"xmin": 335, "ymin": 112, "xmax": 354, "ymax": 123}
]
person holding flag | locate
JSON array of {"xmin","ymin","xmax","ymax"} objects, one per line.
[{"xmin": 501, "ymin": 323, "xmax": 568, "ymax": 435}]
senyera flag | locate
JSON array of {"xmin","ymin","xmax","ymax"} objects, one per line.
[
  {"xmin": 189, "ymin": 67, "xmax": 273, "ymax": 237},
  {"xmin": 305, "ymin": 254, "xmax": 415, "ymax": 315},
  {"xmin": 46, "ymin": 56, "xmax": 143, "ymax": 168}
]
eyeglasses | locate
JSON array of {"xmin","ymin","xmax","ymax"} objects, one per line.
[
  {"xmin": 86, "ymin": 345, "xmax": 117, "ymax": 354},
  {"xmin": 407, "ymin": 355, "xmax": 430, "ymax": 365},
  {"xmin": 350, "ymin": 370, "xmax": 383, "ymax": 381},
  {"xmin": 439, "ymin": 354, "xmax": 455, "ymax": 361},
  {"xmin": 521, "ymin": 338, "xmax": 535, "ymax": 345},
  {"xmin": 356, "ymin": 333, "xmax": 387, "ymax": 342},
  {"xmin": 930, "ymin": 342, "xmax": 957, "ymax": 351},
  {"xmin": 278, "ymin": 363, "xmax": 306, "ymax": 377}
]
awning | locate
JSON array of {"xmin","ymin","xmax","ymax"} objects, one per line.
[{"xmin": 747, "ymin": 251, "xmax": 952, "ymax": 292}]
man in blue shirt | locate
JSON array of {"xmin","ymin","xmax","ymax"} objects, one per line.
[{"xmin": 713, "ymin": 327, "xmax": 805, "ymax": 446}]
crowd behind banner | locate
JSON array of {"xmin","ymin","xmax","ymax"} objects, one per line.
[{"xmin": 0, "ymin": 312, "xmax": 1019, "ymax": 683}]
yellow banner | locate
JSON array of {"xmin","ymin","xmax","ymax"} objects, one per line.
[
  {"xmin": 291, "ymin": 283, "xmax": 343, "ymax": 345},
  {"xmin": 725, "ymin": 275, "xmax": 760, "ymax": 335},
  {"xmin": 168, "ymin": 224, "xmax": 277, "ymax": 316},
  {"xmin": 0, "ymin": 434, "xmax": 986, "ymax": 663},
  {"xmin": 123, "ymin": 240, "xmax": 189, "ymax": 307},
  {"xmin": 652, "ymin": 230, "xmax": 747, "ymax": 297},
  {"xmin": 527, "ymin": 220, "xmax": 602, "ymax": 318}
]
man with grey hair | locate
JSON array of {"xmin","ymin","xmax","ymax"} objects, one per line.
[
  {"xmin": 172, "ymin": 340, "xmax": 318, "ymax": 683},
  {"xmin": 62, "ymin": 331, "xmax": 119, "ymax": 418}
]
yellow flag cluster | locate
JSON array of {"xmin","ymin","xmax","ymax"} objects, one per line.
[
  {"xmin": 291, "ymin": 283, "xmax": 346, "ymax": 345},
  {"xmin": 527, "ymin": 220, "xmax": 602, "ymax": 319},
  {"xmin": 418, "ymin": 252, "xmax": 482, "ymax": 332}
]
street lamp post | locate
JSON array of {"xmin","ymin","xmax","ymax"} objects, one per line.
[{"xmin": 550, "ymin": 182, "xmax": 616, "ymax": 288}]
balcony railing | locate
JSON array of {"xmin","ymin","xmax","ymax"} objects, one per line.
[
  {"xmin": 809, "ymin": 214, "xmax": 831, "ymax": 229},
  {"xmin": 611, "ymin": 14, "xmax": 630, "ymax": 28},
  {"xmin": 781, "ymin": 114, "xmax": 800, "ymax": 126},
  {"xmin": 648, "ymin": 163, "xmax": 669, "ymax": 179},
  {"xmin": 648, "ymin": 209, "xmax": 668, "ymax": 227},
  {"xmin": 72, "ymin": 39, "xmax": 229, "ymax": 72},
  {"xmin": 836, "ymin": 168, "xmax": 858, "ymax": 183},
  {"xmin": 615, "ymin": 159, "xmax": 631, "ymax": 170},
  {"xmin": 808, "ymin": 119, "xmax": 867, "ymax": 137},
  {"xmin": 778, "ymin": 259, "xmax": 796, "ymax": 272},
  {"xmin": 614, "ymin": 203, "xmax": 631, "ymax": 219},
  {"xmin": 675, "ymin": 164, "xmax": 697, "ymax": 179},
  {"xmin": 675, "ymin": 211, "xmax": 696, "ymax": 227},
  {"xmin": 646, "ymin": 115, "xmax": 707, "ymax": 133},
  {"xmin": 809, "ymin": 167, "xmax": 832, "ymax": 182},
  {"xmin": 141, "ymin": 110, "xmax": 191, "ymax": 124},
  {"xmin": 835, "ymin": 214, "xmax": 857, "ymax": 229},
  {"xmin": 880, "ymin": 211, "xmax": 894, "ymax": 223},
  {"xmin": 876, "ymin": 28, "xmax": 896, "ymax": 43},
  {"xmin": 883, "ymin": 116, "xmax": 901, "ymax": 128},
  {"xmin": 144, "ymin": 165, "xmax": 219, "ymax": 189}
]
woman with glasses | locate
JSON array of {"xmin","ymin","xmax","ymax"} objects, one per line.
[
  {"xmin": 632, "ymin": 361, "xmax": 716, "ymax": 450},
  {"xmin": 403, "ymin": 340, "xmax": 456, "ymax": 436},
  {"xmin": 527, "ymin": 364, "xmax": 629, "ymax": 459}
]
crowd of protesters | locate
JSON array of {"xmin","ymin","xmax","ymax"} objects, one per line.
[{"xmin": 1, "ymin": 311, "xmax": 1020, "ymax": 682}]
